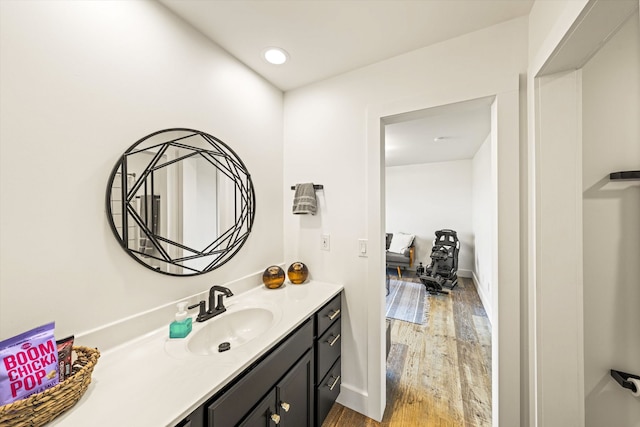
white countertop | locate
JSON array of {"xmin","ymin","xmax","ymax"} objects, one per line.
[{"xmin": 49, "ymin": 280, "xmax": 343, "ymax": 427}]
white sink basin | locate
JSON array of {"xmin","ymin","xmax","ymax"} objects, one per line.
[
  {"xmin": 188, "ymin": 307, "xmax": 274, "ymax": 355},
  {"xmin": 165, "ymin": 300, "xmax": 282, "ymax": 358}
]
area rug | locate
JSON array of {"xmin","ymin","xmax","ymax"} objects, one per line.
[{"xmin": 385, "ymin": 279, "xmax": 427, "ymax": 324}]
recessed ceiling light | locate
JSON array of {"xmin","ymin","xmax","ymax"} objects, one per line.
[
  {"xmin": 263, "ymin": 47, "xmax": 289, "ymax": 65},
  {"xmin": 433, "ymin": 136, "xmax": 448, "ymax": 142}
]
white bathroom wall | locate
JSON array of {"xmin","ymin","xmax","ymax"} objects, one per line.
[
  {"xmin": 385, "ymin": 160, "xmax": 473, "ymax": 277},
  {"xmin": 527, "ymin": 1, "xmax": 639, "ymax": 425},
  {"xmin": 0, "ymin": 1, "xmax": 284, "ymax": 340},
  {"xmin": 582, "ymin": 14, "xmax": 640, "ymax": 427},
  {"xmin": 283, "ymin": 16, "xmax": 526, "ymax": 421},
  {"xmin": 471, "ymin": 135, "xmax": 493, "ymax": 319}
]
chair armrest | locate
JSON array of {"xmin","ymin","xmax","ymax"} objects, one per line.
[{"xmin": 409, "ymin": 246, "xmax": 415, "ymax": 267}]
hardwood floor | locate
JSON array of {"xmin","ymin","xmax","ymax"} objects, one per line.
[{"xmin": 322, "ymin": 272, "xmax": 492, "ymax": 427}]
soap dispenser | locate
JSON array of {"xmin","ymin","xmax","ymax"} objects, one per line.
[{"xmin": 169, "ymin": 302, "xmax": 192, "ymax": 339}]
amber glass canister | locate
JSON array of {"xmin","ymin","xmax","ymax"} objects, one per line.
[
  {"xmin": 287, "ymin": 262, "xmax": 309, "ymax": 284},
  {"xmin": 263, "ymin": 265, "xmax": 286, "ymax": 289}
]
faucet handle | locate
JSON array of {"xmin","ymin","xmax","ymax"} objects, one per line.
[
  {"xmin": 215, "ymin": 293, "xmax": 231, "ymax": 311},
  {"xmin": 188, "ymin": 301, "xmax": 207, "ymax": 320}
]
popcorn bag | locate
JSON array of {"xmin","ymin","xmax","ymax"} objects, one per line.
[{"xmin": 0, "ymin": 322, "xmax": 59, "ymax": 406}]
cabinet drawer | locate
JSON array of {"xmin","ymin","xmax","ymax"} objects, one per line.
[
  {"xmin": 207, "ymin": 320, "xmax": 313, "ymax": 426},
  {"xmin": 316, "ymin": 320, "xmax": 341, "ymax": 382},
  {"xmin": 316, "ymin": 358, "xmax": 341, "ymax": 426},
  {"xmin": 316, "ymin": 293, "xmax": 341, "ymax": 337}
]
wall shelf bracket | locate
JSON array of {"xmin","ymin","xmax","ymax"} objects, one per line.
[{"xmin": 609, "ymin": 170, "xmax": 640, "ymax": 180}]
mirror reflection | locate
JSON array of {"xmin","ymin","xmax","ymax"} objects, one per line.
[{"xmin": 106, "ymin": 128, "xmax": 255, "ymax": 276}]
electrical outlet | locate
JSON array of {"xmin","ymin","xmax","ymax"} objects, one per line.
[{"xmin": 321, "ymin": 234, "xmax": 330, "ymax": 251}]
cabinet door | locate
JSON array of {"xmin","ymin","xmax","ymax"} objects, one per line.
[
  {"xmin": 277, "ymin": 350, "xmax": 314, "ymax": 427},
  {"xmin": 207, "ymin": 320, "xmax": 313, "ymax": 426},
  {"xmin": 239, "ymin": 389, "xmax": 278, "ymax": 427}
]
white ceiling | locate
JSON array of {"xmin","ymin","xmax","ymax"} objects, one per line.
[
  {"xmin": 158, "ymin": 0, "xmax": 532, "ymax": 166},
  {"xmin": 159, "ymin": 0, "xmax": 534, "ymax": 91},
  {"xmin": 385, "ymin": 96, "xmax": 493, "ymax": 167}
]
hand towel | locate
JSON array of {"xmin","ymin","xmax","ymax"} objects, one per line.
[{"xmin": 292, "ymin": 183, "xmax": 317, "ymax": 215}]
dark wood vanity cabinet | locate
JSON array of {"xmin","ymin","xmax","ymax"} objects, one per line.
[
  {"xmin": 208, "ymin": 320, "xmax": 313, "ymax": 426},
  {"xmin": 239, "ymin": 351, "xmax": 314, "ymax": 427},
  {"xmin": 173, "ymin": 292, "xmax": 342, "ymax": 427},
  {"xmin": 314, "ymin": 293, "xmax": 342, "ymax": 427},
  {"xmin": 174, "ymin": 406, "xmax": 204, "ymax": 427}
]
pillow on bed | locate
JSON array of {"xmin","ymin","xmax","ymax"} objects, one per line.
[{"xmin": 388, "ymin": 232, "xmax": 414, "ymax": 254}]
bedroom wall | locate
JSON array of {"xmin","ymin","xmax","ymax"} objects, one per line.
[
  {"xmin": 0, "ymin": 1, "xmax": 284, "ymax": 340},
  {"xmin": 471, "ymin": 134, "xmax": 493, "ymax": 319},
  {"xmin": 385, "ymin": 159, "xmax": 473, "ymax": 277}
]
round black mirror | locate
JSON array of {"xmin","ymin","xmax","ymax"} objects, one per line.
[{"xmin": 106, "ymin": 128, "xmax": 255, "ymax": 276}]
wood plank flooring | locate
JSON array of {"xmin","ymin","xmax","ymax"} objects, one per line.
[{"xmin": 322, "ymin": 272, "xmax": 492, "ymax": 427}]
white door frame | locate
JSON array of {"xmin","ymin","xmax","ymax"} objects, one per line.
[
  {"xmin": 527, "ymin": 1, "xmax": 638, "ymax": 425},
  {"xmin": 366, "ymin": 85, "xmax": 521, "ymax": 425}
]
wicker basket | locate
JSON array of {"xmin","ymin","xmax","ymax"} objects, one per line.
[{"xmin": 0, "ymin": 346, "xmax": 100, "ymax": 427}]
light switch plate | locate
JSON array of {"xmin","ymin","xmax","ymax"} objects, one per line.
[{"xmin": 358, "ymin": 239, "xmax": 368, "ymax": 257}]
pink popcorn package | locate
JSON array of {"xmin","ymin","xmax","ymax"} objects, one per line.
[{"xmin": 0, "ymin": 322, "xmax": 59, "ymax": 406}]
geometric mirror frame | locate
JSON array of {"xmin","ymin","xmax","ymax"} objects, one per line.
[{"xmin": 105, "ymin": 128, "xmax": 255, "ymax": 276}]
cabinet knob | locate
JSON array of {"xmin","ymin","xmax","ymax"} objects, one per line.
[
  {"xmin": 327, "ymin": 309, "xmax": 341, "ymax": 320},
  {"xmin": 280, "ymin": 402, "xmax": 291, "ymax": 412},
  {"xmin": 270, "ymin": 413, "xmax": 281, "ymax": 424},
  {"xmin": 327, "ymin": 333, "xmax": 341, "ymax": 347}
]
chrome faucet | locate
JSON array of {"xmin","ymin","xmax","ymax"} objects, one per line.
[{"xmin": 188, "ymin": 285, "xmax": 234, "ymax": 322}]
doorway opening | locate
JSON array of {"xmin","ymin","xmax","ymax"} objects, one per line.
[
  {"xmin": 357, "ymin": 86, "xmax": 520, "ymax": 425},
  {"xmin": 382, "ymin": 97, "xmax": 494, "ymax": 425}
]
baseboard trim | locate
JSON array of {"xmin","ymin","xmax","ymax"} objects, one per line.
[
  {"xmin": 335, "ymin": 383, "xmax": 370, "ymax": 419},
  {"xmin": 472, "ymin": 271, "xmax": 492, "ymax": 325},
  {"xmin": 458, "ymin": 269, "xmax": 473, "ymax": 278}
]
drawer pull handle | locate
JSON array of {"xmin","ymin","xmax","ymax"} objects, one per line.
[
  {"xmin": 327, "ymin": 333, "xmax": 341, "ymax": 346},
  {"xmin": 327, "ymin": 309, "xmax": 341, "ymax": 320},
  {"xmin": 271, "ymin": 413, "xmax": 281, "ymax": 424},
  {"xmin": 280, "ymin": 402, "xmax": 290, "ymax": 412},
  {"xmin": 327, "ymin": 375, "xmax": 341, "ymax": 391}
]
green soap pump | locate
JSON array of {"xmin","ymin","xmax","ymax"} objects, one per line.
[{"xmin": 169, "ymin": 301, "xmax": 192, "ymax": 339}]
